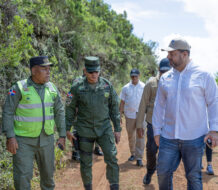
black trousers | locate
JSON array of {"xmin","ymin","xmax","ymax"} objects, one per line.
[
  {"xmin": 205, "ymin": 143, "xmax": 212, "ymax": 162},
  {"xmin": 146, "ymin": 122, "xmax": 158, "ymax": 174}
]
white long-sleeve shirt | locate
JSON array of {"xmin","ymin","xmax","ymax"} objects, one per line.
[
  {"xmin": 152, "ymin": 61, "xmax": 218, "ymax": 140},
  {"xmin": 120, "ymin": 80, "xmax": 145, "ymax": 119}
]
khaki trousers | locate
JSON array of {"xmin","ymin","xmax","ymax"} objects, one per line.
[{"xmin": 125, "ymin": 117, "xmax": 145, "ymax": 160}]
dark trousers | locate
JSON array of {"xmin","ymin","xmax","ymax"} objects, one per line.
[
  {"xmin": 205, "ymin": 144, "xmax": 212, "ymax": 162},
  {"xmin": 146, "ymin": 122, "xmax": 158, "ymax": 174}
]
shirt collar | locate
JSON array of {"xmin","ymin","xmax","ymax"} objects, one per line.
[{"xmin": 130, "ymin": 80, "xmax": 141, "ymax": 86}]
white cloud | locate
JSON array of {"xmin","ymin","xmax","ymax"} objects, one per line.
[
  {"xmin": 158, "ymin": 0, "xmax": 218, "ymax": 74},
  {"xmin": 108, "ymin": 2, "xmax": 164, "ymax": 22},
  {"xmin": 157, "ymin": 34, "xmax": 218, "ymax": 74}
]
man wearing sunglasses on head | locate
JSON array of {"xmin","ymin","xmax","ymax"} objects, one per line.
[{"xmin": 65, "ymin": 56, "xmax": 121, "ymax": 190}]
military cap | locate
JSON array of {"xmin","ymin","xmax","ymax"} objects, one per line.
[
  {"xmin": 84, "ymin": 56, "xmax": 100, "ymax": 72},
  {"xmin": 30, "ymin": 56, "xmax": 53, "ymax": 69}
]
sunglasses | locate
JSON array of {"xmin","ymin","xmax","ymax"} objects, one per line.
[{"xmin": 87, "ymin": 71, "xmax": 99, "ymax": 74}]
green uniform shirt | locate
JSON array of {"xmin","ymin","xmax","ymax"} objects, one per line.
[
  {"xmin": 2, "ymin": 77, "xmax": 66, "ymax": 146},
  {"xmin": 136, "ymin": 75, "xmax": 159, "ymax": 128},
  {"xmin": 65, "ymin": 77, "xmax": 121, "ymax": 138}
]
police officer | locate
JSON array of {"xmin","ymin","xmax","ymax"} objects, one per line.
[
  {"xmin": 66, "ymin": 56, "xmax": 121, "ymax": 190},
  {"xmin": 2, "ymin": 56, "xmax": 66, "ymax": 190}
]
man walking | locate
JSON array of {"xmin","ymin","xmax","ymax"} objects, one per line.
[
  {"xmin": 153, "ymin": 38, "xmax": 218, "ymax": 190},
  {"xmin": 65, "ymin": 56, "xmax": 121, "ymax": 190},
  {"xmin": 2, "ymin": 56, "xmax": 66, "ymax": 190},
  {"xmin": 136, "ymin": 58, "xmax": 171, "ymax": 184},
  {"xmin": 120, "ymin": 69, "xmax": 145, "ymax": 166}
]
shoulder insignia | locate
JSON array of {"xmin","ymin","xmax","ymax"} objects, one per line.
[
  {"xmin": 67, "ymin": 92, "xmax": 73, "ymax": 99},
  {"xmin": 8, "ymin": 89, "xmax": 16, "ymax": 96}
]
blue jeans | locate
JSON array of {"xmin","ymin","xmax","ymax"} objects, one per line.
[{"xmin": 157, "ymin": 136, "xmax": 204, "ymax": 190}]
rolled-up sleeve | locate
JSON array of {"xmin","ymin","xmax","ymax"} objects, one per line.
[{"xmin": 120, "ymin": 87, "xmax": 126, "ymax": 101}]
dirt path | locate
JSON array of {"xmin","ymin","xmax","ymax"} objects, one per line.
[{"xmin": 54, "ymin": 127, "xmax": 218, "ymax": 190}]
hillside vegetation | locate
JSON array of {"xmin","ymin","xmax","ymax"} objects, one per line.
[
  {"xmin": 0, "ymin": 0, "xmax": 158, "ymax": 105},
  {"xmin": 0, "ymin": 0, "xmax": 157, "ymax": 189}
]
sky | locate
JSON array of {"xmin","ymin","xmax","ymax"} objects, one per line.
[{"xmin": 104, "ymin": 0, "xmax": 218, "ymax": 75}]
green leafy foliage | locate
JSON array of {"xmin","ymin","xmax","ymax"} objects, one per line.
[{"xmin": 0, "ymin": 0, "xmax": 158, "ymax": 188}]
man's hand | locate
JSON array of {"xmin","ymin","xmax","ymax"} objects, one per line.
[
  {"xmin": 56, "ymin": 137, "xmax": 66, "ymax": 150},
  {"xmin": 114, "ymin": 132, "xmax": 121, "ymax": 144},
  {"xmin": 204, "ymin": 131, "xmax": 218, "ymax": 148},
  {"xmin": 154, "ymin": 135, "xmax": 160, "ymax": 147},
  {"xmin": 6, "ymin": 137, "xmax": 18, "ymax": 154},
  {"xmin": 137, "ymin": 128, "xmax": 144, "ymax": 138},
  {"xmin": 66, "ymin": 131, "xmax": 76, "ymax": 145}
]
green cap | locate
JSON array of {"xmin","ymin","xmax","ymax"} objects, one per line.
[{"xmin": 84, "ymin": 56, "xmax": 100, "ymax": 72}]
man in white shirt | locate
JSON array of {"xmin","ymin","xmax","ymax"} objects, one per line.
[
  {"xmin": 153, "ymin": 37, "xmax": 218, "ymax": 190},
  {"xmin": 120, "ymin": 69, "xmax": 145, "ymax": 166}
]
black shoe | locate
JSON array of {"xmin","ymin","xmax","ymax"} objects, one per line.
[
  {"xmin": 110, "ymin": 184, "xmax": 119, "ymax": 190},
  {"xmin": 143, "ymin": 173, "xmax": 153, "ymax": 185},
  {"xmin": 72, "ymin": 151, "xmax": 80, "ymax": 161},
  {"xmin": 93, "ymin": 147, "xmax": 104, "ymax": 156},
  {"xmin": 128, "ymin": 155, "xmax": 135, "ymax": 161},
  {"xmin": 136, "ymin": 160, "xmax": 143, "ymax": 167},
  {"xmin": 84, "ymin": 184, "xmax": 92, "ymax": 190}
]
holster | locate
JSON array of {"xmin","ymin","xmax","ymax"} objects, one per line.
[{"xmin": 73, "ymin": 131, "xmax": 80, "ymax": 151}]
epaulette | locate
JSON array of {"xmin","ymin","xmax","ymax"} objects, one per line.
[{"xmin": 100, "ymin": 77, "xmax": 111, "ymax": 89}]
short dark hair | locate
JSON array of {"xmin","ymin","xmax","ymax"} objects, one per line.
[{"xmin": 178, "ymin": 49, "xmax": 190, "ymax": 56}]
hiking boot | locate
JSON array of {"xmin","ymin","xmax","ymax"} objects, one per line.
[
  {"xmin": 143, "ymin": 173, "xmax": 153, "ymax": 185},
  {"xmin": 72, "ymin": 151, "xmax": 80, "ymax": 161},
  {"xmin": 206, "ymin": 165, "xmax": 214, "ymax": 175},
  {"xmin": 136, "ymin": 160, "xmax": 143, "ymax": 167},
  {"xmin": 84, "ymin": 184, "xmax": 92, "ymax": 190},
  {"xmin": 128, "ymin": 155, "xmax": 135, "ymax": 161},
  {"xmin": 110, "ymin": 184, "xmax": 119, "ymax": 190},
  {"xmin": 93, "ymin": 147, "xmax": 104, "ymax": 156}
]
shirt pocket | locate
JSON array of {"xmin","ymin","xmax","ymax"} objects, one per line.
[
  {"xmin": 79, "ymin": 91, "xmax": 90, "ymax": 106},
  {"xmin": 182, "ymin": 80, "xmax": 203, "ymax": 98},
  {"xmin": 97, "ymin": 90, "xmax": 110, "ymax": 105}
]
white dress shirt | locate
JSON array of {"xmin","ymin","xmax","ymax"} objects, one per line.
[
  {"xmin": 120, "ymin": 80, "xmax": 145, "ymax": 119},
  {"xmin": 152, "ymin": 61, "xmax": 218, "ymax": 140}
]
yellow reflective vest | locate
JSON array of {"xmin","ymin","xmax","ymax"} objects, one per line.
[{"xmin": 14, "ymin": 79, "xmax": 57, "ymax": 137}]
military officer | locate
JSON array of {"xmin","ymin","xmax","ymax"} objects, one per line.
[
  {"xmin": 66, "ymin": 56, "xmax": 121, "ymax": 190},
  {"xmin": 2, "ymin": 56, "xmax": 66, "ymax": 190}
]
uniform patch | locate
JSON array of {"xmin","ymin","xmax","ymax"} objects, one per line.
[
  {"xmin": 104, "ymin": 92, "xmax": 109, "ymax": 98},
  {"xmin": 8, "ymin": 89, "xmax": 16, "ymax": 96},
  {"xmin": 66, "ymin": 92, "xmax": 73, "ymax": 106},
  {"xmin": 67, "ymin": 92, "xmax": 73, "ymax": 98}
]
